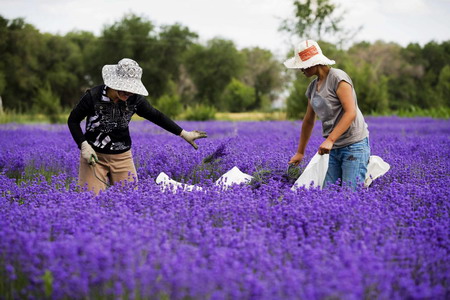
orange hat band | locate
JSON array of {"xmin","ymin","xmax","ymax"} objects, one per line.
[{"xmin": 298, "ymin": 45, "xmax": 319, "ymax": 61}]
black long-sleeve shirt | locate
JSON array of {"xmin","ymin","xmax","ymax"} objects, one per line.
[{"xmin": 68, "ymin": 85, "xmax": 183, "ymax": 154}]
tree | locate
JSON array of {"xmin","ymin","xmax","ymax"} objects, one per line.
[
  {"xmin": 2, "ymin": 18, "xmax": 44, "ymax": 111},
  {"xmin": 65, "ymin": 30, "xmax": 98, "ymax": 95},
  {"xmin": 38, "ymin": 33, "xmax": 84, "ymax": 108},
  {"xmin": 344, "ymin": 62, "xmax": 389, "ymax": 114},
  {"xmin": 154, "ymin": 80, "xmax": 183, "ymax": 119},
  {"xmin": 33, "ymin": 82, "xmax": 62, "ymax": 123},
  {"xmin": 240, "ymin": 47, "xmax": 284, "ymax": 110},
  {"xmin": 285, "ymin": 76, "xmax": 311, "ymax": 119},
  {"xmin": 89, "ymin": 14, "xmax": 158, "ymax": 93},
  {"xmin": 158, "ymin": 24, "xmax": 198, "ymax": 81},
  {"xmin": 185, "ymin": 38, "xmax": 244, "ymax": 107},
  {"xmin": 149, "ymin": 23, "xmax": 199, "ymax": 100},
  {"xmin": 436, "ymin": 65, "xmax": 450, "ymax": 107},
  {"xmin": 279, "ymin": 0, "xmax": 357, "ymax": 46},
  {"xmin": 422, "ymin": 41, "xmax": 450, "ymax": 86},
  {"xmin": 220, "ymin": 78, "xmax": 255, "ymax": 112},
  {"xmin": 0, "ymin": 16, "xmax": 8, "ymax": 102}
]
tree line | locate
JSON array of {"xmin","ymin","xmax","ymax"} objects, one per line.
[
  {"xmin": 0, "ymin": 14, "xmax": 283, "ymax": 121},
  {"xmin": 0, "ymin": 11, "xmax": 449, "ymax": 121},
  {"xmin": 285, "ymin": 40, "xmax": 450, "ymax": 118}
]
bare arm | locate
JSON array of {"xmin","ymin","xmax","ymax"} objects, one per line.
[
  {"xmin": 318, "ymin": 81, "xmax": 356, "ymax": 154},
  {"xmin": 288, "ymin": 100, "xmax": 316, "ymax": 165}
]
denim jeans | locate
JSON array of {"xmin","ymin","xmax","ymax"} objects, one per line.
[{"xmin": 323, "ymin": 137, "xmax": 370, "ymax": 190}]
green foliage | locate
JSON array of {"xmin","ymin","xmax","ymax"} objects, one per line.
[
  {"xmin": 0, "ymin": 110, "xmax": 69, "ymax": 124},
  {"xmin": 154, "ymin": 94, "xmax": 182, "ymax": 119},
  {"xmin": 188, "ymin": 156, "xmax": 223, "ymax": 184},
  {"xmin": 2, "ymin": 18, "xmax": 43, "ymax": 111},
  {"xmin": 154, "ymin": 80, "xmax": 183, "ymax": 118},
  {"xmin": 158, "ymin": 24, "xmax": 198, "ymax": 82},
  {"xmin": 96, "ymin": 14, "xmax": 155, "ymax": 65},
  {"xmin": 183, "ymin": 104, "xmax": 216, "ymax": 121},
  {"xmin": 42, "ymin": 270, "xmax": 53, "ymax": 298},
  {"xmin": 436, "ymin": 65, "xmax": 450, "ymax": 107},
  {"xmin": 220, "ymin": 78, "xmax": 255, "ymax": 112},
  {"xmin": 0, "ymin": 263, "xmax": 31, "ymax": 300},
  {"xmin": 249, "ymin": 167, "xmax": 273, "ymax": 187},
  {"xmin": 33, "ymin": 82, "xmax": 64, "ymax": 123},
  {"xmin": 0, "ymin": 11, "xmax": 449, "ymax": 121},
  {"xmin": 346, "ymin": 63, "xmax": 389, "ymax": 114},
  {"xmin": 0, "ymin": 72, "xmax": 5, "ymax": 96},
  {"xmin": 386, "ymin": 106, "xmax": 450, "ymax": 119},
  {"xmin": 240, "ymin": 47, "xmax": 284, "ymax": 110},
  {"xmin": 185, "ymin": 38, "xmax": 244, "ymax": 107},
  {"xmin": 285, "ymin": 76, "xmax": 311, "ymax": 119},
  {"xmin": 279, "ymin": 0, "xmax": 355, "ymax": 45}
]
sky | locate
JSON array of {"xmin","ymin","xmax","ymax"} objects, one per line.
[{"xmin": 1, "ymin": 0, "xmax": 450, "ymax": 57}]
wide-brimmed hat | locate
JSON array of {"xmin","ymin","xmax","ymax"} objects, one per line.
[
  {"xmin": 102, "ymin": 58, "xmax": 149, "ymax": 96},
  {"xmin": 284, "ymin": 40, "xmax": 335, "ymax": 69}
]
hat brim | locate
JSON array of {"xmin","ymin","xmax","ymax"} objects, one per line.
[
  {"xmin": 102, "ymin": 65, "xmax": 149, "ymax": 96},
  {"xmin": 284, "ymin": 54, "xmax": 335, "ymax": 69}
]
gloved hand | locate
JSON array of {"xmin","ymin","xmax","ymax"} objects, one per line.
[
  {"xmin": 81, "ymin": 141, "xmax": 99, "ymax": 165},
  {"xmin": 180, "ymin": 129, "xmax": 208, "ymax": 150}
]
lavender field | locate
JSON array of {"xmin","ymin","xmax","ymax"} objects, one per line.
[{"xmin": 0, "ymin": 117, "xmax": 449, "ymax": 299}]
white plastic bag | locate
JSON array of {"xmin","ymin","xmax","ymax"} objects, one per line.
[
  {"xmin": 156, "ymin": 166, "xmax": 254, "ymax": 193},
  {"xmin": 155, "ymin": 172, "xmax": 203, "ymax": 192},
  {"xmin": 364, "ymin": 155, "xmax": 390, "ymax": 187},
  {"xmin": 215, "ymin": 166, "xmax": 254, "ymax": 189},
  {"xmin": 291, "ymin": 153, "xmax": 391, "ymax": 190},
  {"xmin": 291, "ymin": 153, "xmax": 329, "ymax": 190}
]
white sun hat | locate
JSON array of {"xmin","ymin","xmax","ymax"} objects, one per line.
[
  {"xmin": 284, "ymin": 39, "xmax": 335, "ymax": 69},
  {"xmin": 102, "ymin": 58, "xmax": 149, "ymax": 96}
]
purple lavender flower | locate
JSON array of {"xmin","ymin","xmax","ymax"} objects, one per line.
[{"xmin": 0, "ymin": 117, "xmax": 449, "ymax": 299}]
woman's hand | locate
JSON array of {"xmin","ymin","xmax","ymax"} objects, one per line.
[
  {"xmin": 180, "ymin": 130, "xmax": 208, "ymax": 150},
  {"xmin": 318, "ymin": 139, "xmax": 334, "ymax": 155},
  {"xmin": 81, "ymin": 141, "xmax": 99, "ymax": 165},
  {"xmin": 288, "ymin": 152, "xmax": 304, "ymax": 166}
]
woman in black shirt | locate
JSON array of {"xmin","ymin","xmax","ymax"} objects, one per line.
[{"xmin": 68, "ymin": 58, "xmax": 207, "ymax": 194}]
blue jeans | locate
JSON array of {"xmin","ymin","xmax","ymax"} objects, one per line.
[{"xmin": 323, "ymin": 137, "xmax": 370, "ymax": 190}]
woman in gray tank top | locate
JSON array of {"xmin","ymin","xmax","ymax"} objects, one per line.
[{"xmin": 284, "ymin": 40, "xmax": 370, "ymax": 190}]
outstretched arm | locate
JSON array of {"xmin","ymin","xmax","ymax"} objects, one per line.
[
  {"xmin": 136, "ymin": 97, "xmax": 207, "ymax": 149},
  {"xmin": 136, "ymin": 96, "xmax": 183, "ymax": 135},
  {"xmin": 289, "ymin": 100, "xmax": 316, "ymax": 165}
]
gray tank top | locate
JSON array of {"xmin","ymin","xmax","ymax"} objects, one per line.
[{"xmin": 306, "ymin": 68, "xmax": 369, "ymax": 148}]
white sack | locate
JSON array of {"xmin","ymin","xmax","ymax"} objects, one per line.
[
  {"xmin": 156, "ymin": 172, "xmax": 202, "ymax": 192},
  {"xmin": 364, "ymin": 155, "xmax": 390, "ymax": 187},
  {"xmin": 291, "ymin": 153, "xmax": 329, "ymax": 191},
  {"xmin": 291, "ymin": 153, "xmax": 390, "ymax": 190},
  {"xmin": 215, "ymin": 166, "xmax": 254, "ymax": 189}
]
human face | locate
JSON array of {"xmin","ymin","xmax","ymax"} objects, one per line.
[
  {"xmin": 108, "ymin": 88, "xmax": 134, "ymax": 102},
  {"xmin": 300, "ymin": 66, "xmax": 318, "ymax": 77},
  {"xmin": 117, "ymin": 90, "xmax": 133, "ymax": 101}
]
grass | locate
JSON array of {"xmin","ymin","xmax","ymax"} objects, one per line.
[
  {"xmin": 0, "ymin": 110, "xmax": 68, "ymax": 124},
  {"xmin": 214, "ymin": 111, "xmax": 287, "ymax": 121},
  {"xmin": 387, "ymin": 106, "xmax": 450, "ymax": 119}
]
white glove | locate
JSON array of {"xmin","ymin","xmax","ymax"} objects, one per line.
[
  {"xmin": 180, "ymin": 130, "xmax": 207, "ymax": 150},
  {"xmin": 81, "ymin": 141, "xmax": 99, "ymax": 165}
]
